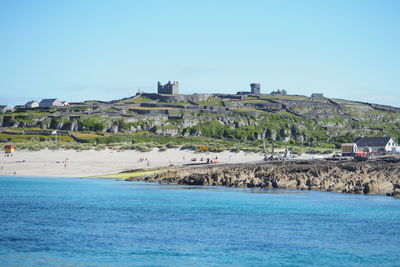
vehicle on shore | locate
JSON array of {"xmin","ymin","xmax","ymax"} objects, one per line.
[{"xmin": 353, "ymin": 152, "xmax": 369, "ymax": 161}]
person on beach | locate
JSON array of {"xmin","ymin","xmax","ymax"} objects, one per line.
[{"xmin": 64, "ymin": 158, "xmax": 68, "ymax": 168}]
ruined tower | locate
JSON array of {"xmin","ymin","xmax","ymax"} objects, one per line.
[
  {"xmin": 157, "ymin": 81, "xmax": 179, "ymax": 94},
  {"xmin": 250, "ymin": 83, "xmax": 261, "ymax": 95}
]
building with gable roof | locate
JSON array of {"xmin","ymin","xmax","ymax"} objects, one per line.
[
  {"xmin": 39, "ymin": 98, "xmax": 63, "ymax": 108},
  {"xmin": 0, "ymin": 105, "xmax": 13, "ymax": 113},
  {"xmin": 355, "ymin": 136, "xmax": 397, "ymax": 152}
]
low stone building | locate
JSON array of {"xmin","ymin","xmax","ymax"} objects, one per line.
[
  {"xmin": 311, "ymin": 93, "xmax": 324, "ymax": 98},
  {"xmin": 140, "ymin": 93, "xmax": 209, "ymax": 103}
]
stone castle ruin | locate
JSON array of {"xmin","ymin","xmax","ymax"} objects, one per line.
[
  {"xmin": 271, "ymin": 89, "xmax": 287, "ymax": 95},
  {"xmin": 237, "ymin": 83, "xmax": 261, "ymax": 95},
  {"xmin": 157, "ymin": 81, "xmax": 179, "ymax": 94},
  {"xmin": 250, "ymin": 83, "xmax": 260, "ymax": 95}
]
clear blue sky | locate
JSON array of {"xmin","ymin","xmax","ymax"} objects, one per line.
[{"xmin": 1, "ymin": 0, "xmax": 399, "ymax": 107}]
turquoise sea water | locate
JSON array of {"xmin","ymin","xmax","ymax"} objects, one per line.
[{"xmin": 0, "ymin": 177, "xmax": 399, "ymax": 266}]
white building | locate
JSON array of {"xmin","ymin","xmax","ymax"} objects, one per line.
[
  {"xmin": 25, "ymin": 101, "xmax": 39, "ymax": 108},
  {"xmin": 39, "ymin": 98, "xmax": 63, "ymax": 108},
  {"xmin": 355, "ymin": 137, "xmax": 397, "ymax": 152},
  {"xmin": 341, "ymin": 143, "xmax": 357, "ymax": 156},
  {"xmin": 0, "ymin": 105, "xmax": 13, "ymax": 113}
]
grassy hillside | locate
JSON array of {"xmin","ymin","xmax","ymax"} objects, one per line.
[{"xmin": 1, "ymin": 93, "xmax": 399, "ymax": 152}]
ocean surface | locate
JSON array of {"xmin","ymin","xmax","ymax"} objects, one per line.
[{"xmin": 0, "ymin": 177, "xmax": 399, "ymax": 267}]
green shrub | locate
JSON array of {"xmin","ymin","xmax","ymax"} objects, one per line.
[
  {"xmin": 80, "ymin": 117, "xmax": 106, "ymax": 132},
  {"xmin": 180, "ymin": 144, "xmax": 196, "ymax": 150}
]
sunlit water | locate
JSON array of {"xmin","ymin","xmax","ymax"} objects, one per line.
[{"xmin": 0, "ymin": 177, "xmax": 399, "ymax": 266}]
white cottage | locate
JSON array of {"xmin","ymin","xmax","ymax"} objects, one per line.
[
  {"xmin": 25, "ymin": 101, "xmax": 39, "ymax": 108},
  {"xmin": 39, "ymin": 98, "xmax": 63, "ymax": 108},
  {"xmin": 355, "ymin": 137, "xmax": 397, "ymax": 152},
  {"xmin": 0, "ymin": 105, "xmax": 13, "ymax": 113}
]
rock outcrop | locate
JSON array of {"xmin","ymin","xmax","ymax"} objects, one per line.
[{"xmin": 130, "ymin": 156, "xmax": 400, "ymax": 197}]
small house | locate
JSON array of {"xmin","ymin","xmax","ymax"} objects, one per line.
[
  {"xmin": 25, "ymin": 101, "xmax": 39, "ymax": 108},
  {"xmin": 341, "ymin": 143, "xmax": 357, "ymax": 156},
  {"xmin": 39, "ymin": 98, "xmax": 63, "ymax": 108},
  {"xmin": 311, "ymin": 93, "xmax": 324, "ymax": 98},
  {"xmin": 62, "ymin": 101, "xmax": 70, "ymax": 107},
  {"xmin": 0, "ymin": 105, "xmax": 13, "ymax": 113},
  {"xmin": 355, "ymin": 137, "xmax": 397, "ymax": 152}
]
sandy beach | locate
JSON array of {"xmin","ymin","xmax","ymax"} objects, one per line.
[
  {"xmin": 0, "ymin": 148, "xmax": 335, "ymax": 178},
  {"xmin": 0, "ymin": 148, "xmax": 264, "ymax": 177}
]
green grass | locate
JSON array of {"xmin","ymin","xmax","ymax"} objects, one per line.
[
  {"xmin": 197, "ymin": 101, "xmax": 224, "ymax": 106},
  {"xmin": 0, "ymin": 131, "xmax": 342, "ymax": 154},
  {"xmin": 130, "ymin": 107, "xmax": 177, "ymax": 110},
  {"xmin": 242, "ymin": 100, "xmax": 268, "ymax": 104},
  {"xmin": 72, "ymin": 133, "xmax": 103, "ymax": 139},
  {"xmin": 231, "ymin": 108, "xmax": 262, "ymax": 113},
  {"xmin": 260, "ymin": 95, "xmax": 309, "ymax": 101},
  {"xmin": 0, "ymin": 133, "xmax": 74, "ymax": 142},
  {"xmin": 321, "ymin": 116, "xmax": 346, "ymax": 124},
  {"xmin": 1, "ymin": 92, "xmax": 398, "ymax": 153},
  {"xmin": 158, "ymin": 101, "xmax": 192, "ymax": 105},
  {"xmin": 1, "ymin": 112, "xmax": 51, "ymax": 116},
  {"xmin": 124, "ymin": 96, "xmax": 155, "ymax": 104},
  {"xmin": 93, "ymin": 169, "xmax": 164, "ymax": 179}
]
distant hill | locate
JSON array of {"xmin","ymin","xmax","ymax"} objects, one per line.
[{"xmin": 1, "ymin": 93, "xmax": 399, "ymax": 149}]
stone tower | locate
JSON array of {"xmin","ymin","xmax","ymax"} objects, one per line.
[{"xmin": 250, "ymin": 83, "xmax": 261, "ymax": 95}]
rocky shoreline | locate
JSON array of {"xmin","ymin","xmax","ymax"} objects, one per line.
[{"xmin": 128, "ymin": 156, "xmax": 400, "ymax": 197}]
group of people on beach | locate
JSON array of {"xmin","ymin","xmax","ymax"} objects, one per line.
[
  {"xmin": 190, "ymin": 156, "xmax": 219, "ymax": 164},
  {"xmin": 138, "ymin": 157, "xmax": 150, "ymax": 166},
  {"xmin": 137, "ymin": 155, "xmax": 222, "ymax": 167}
]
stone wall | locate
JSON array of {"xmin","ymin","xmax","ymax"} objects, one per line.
[{"xmin": 141, "ymin": 93, "xmax": 210, "ymax": 103}]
